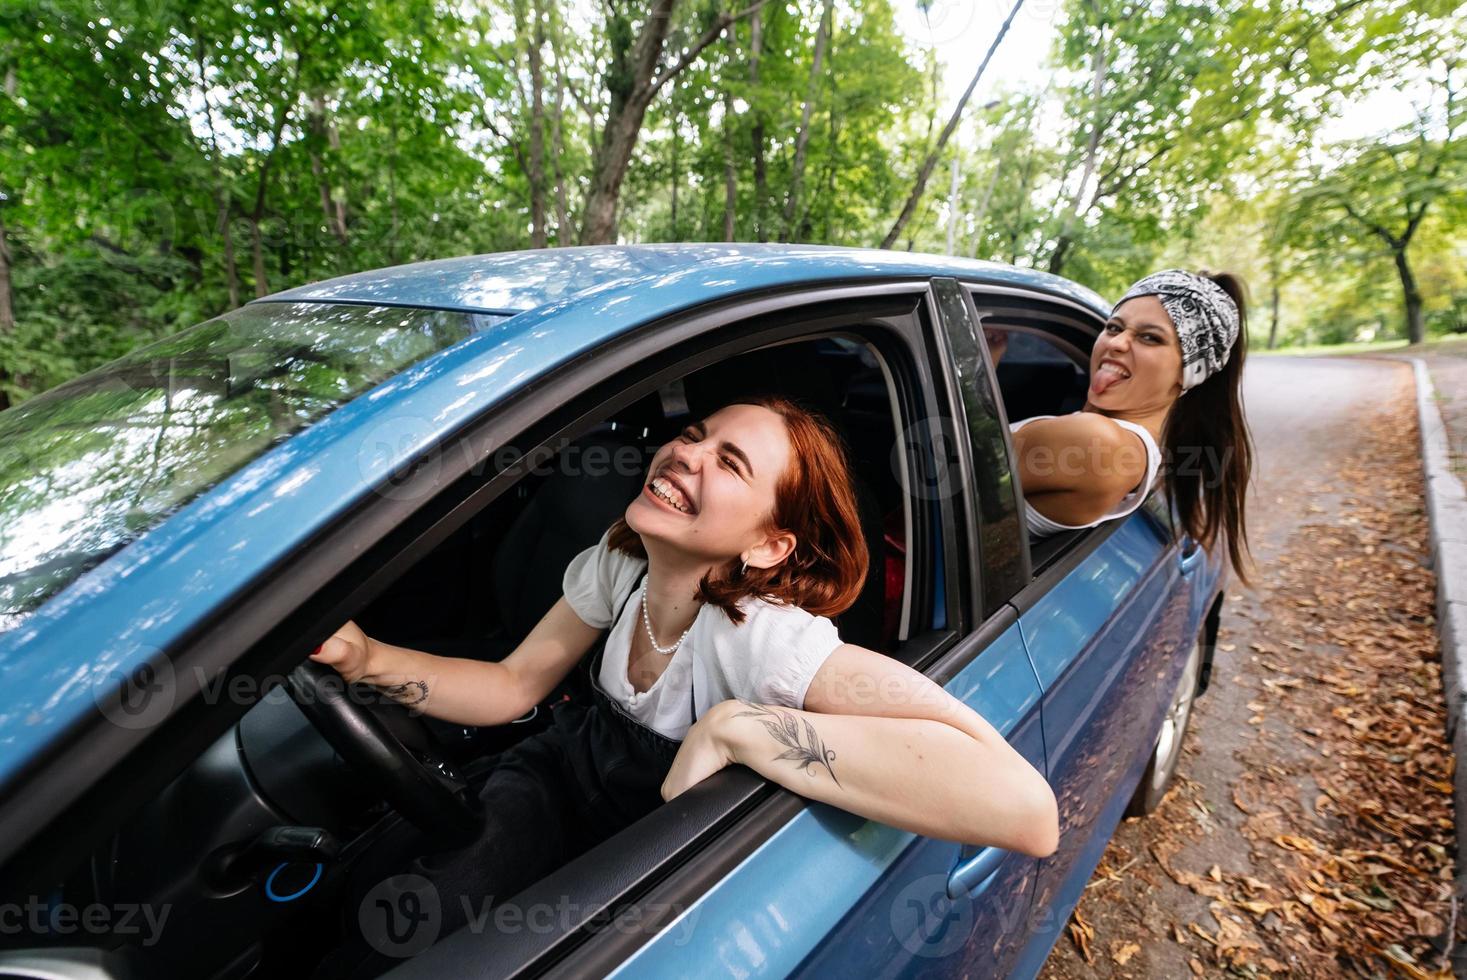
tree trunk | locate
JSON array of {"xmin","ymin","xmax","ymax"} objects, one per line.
[
  {"xmin": 221, "ymin": 208, "xmax": 240, "ymax": 309},
  {"xmin": 779, "ymin": 0, "xmax": 833, "ymax": 243},
  {"xmin": 528, "ymin": 0, "xmax": 548, "ymax": 248},
  {"xmin": 249, "ymin": 62, "xmax": 300, "ymax": 297},
  {"xmin": 388, "ymin": 116, "xmax": 401, "ymax": 263},
  {"xmin": 968, "ymin": 160, "xmax": 1001, "ymax": 258},
  {"xmin": 749, "ymin": 5, "xmax": 767, "ymax": 241},
  {"xmin": 579, "ymin": 0, "xmax": 679, "ymax": 244},
  {"xmin": 249, "ymin": 216, "xmax": 268, "ymax": 298},
  {"xmin": 578, "ymin": 0, "xmax": 768, "ymax": 244},
  {"xmin": 0, "ymin": 210, "xmax": 13, "ymax": 410},
  {"xmin": 1048, "ymin": 27, "xmax": 1107, "ymax": 270},
  {"xmin": 1047, "ymin": 235, "xmax": 1073, "ymax": 275},
  {"xmin": 551, "ymin": 64, "xmax": 572, "ymax": 245},
  {"xmin": 945, "ymin": 155, "xmax": 960, "ymax": 254},
  {"xmin": 881, "ymin": 0, "xmax": 1024, "ymax": 250},
  {"xmin": 1394, "ymin": 247, "xmax": 1424, "ymax": 344},
  {"xmin": 195, "ymin": 35, "xmax": 240, "ymax": 306},
  {"xmin": 1267, "ymin": 281, "xmax": 1280, "ymax": 350},
  {"xmin": 0, "ymin": 210, "xmax": 13, "ymax": 334},
  {"xmin": 670, "ymin": 95, "xmax": 680, "ymax": 237},
  {"xmin": 307, "ymin": 95, "xmax": 348, "ymax": 245},
  {"xmin": 723, "ymin": 93, "xmax": 737, "ymax": 241}
]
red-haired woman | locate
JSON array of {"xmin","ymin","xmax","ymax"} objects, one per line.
[{"xmin": 312, "ymin": 395, "xmax": 1057, "ymax": 977}]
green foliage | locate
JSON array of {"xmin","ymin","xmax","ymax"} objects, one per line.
[{"xmin": 0, "ymin": 0, "xmax": 1464, "ymax": 402}]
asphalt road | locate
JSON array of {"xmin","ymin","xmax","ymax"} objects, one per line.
[{"xmin": 1037, "ymin": 354, "xmax": 1457, "ymax": 978}]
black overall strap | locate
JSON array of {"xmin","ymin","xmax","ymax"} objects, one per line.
[{"xmin": 601, "ymin": 570, "xmax": 697, "ymax": 728}]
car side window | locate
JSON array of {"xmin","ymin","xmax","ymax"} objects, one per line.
[
  {"xmin": 991, "ymin": 330, "xmax": 1089, "ymax": 423},
  {"xmin": 958, "ymin": 288, "xmax": 1109, "ymax": 584},
  {"xmin": 930, "ymin": 281, "xmax": 1025, "ymax": 619}
]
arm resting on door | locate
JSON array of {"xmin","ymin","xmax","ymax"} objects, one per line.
[{"xmin": 660, "ymin": 643, "xmax": 1058, "ymax": 858}]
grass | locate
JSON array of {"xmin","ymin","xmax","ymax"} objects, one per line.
[
  {"xmin": 1256, "ymin": 334, "xmax": 1467, "ymax": 358},
  {"xmin": 1253, "ymin": 337, "xmax": 1412, "ymax": 357}
]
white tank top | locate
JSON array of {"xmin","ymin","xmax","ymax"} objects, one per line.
[{"xmin": 1008, "ymin": 414, "xmax": 1163, "ymax": 537}]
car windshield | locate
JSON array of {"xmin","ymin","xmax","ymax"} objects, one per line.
[{"xmin": 0, "ymin": 301, "xmax": 497, "ymax": 632}]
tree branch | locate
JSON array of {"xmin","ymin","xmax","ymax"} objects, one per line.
[{"xmin": 647, "ymin": 0, "xmax": 773, "ymax": 98}]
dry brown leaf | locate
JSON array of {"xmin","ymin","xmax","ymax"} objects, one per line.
[
  {"xmin": 1273, "ymin": 834, "xmax": 1320, "ymax": 853},
  {"xmin": 1110, "ymin": 941, "xmax": 1140, "ymax": 966}
]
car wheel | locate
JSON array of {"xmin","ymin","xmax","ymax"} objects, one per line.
[{"xmin": 1126, "ymin": 628, "xmax": 1203, "ymax": 817}]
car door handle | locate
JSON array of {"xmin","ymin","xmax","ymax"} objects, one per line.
[
  {"xmin": 947, "ymin": 844, "xmax": 1011, "ymax": 898},
  {"xmin": 1178, "ymin": 540, "xmax": 1203, "ymax": 574}
]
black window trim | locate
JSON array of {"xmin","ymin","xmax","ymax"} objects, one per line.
[
  {"xmin": 0, "ymin": 279, "xmax": 961, "ymax": 971},
  {"xmin": 920, "ymin": 281, "xmax": 985, "ymax": 633}
]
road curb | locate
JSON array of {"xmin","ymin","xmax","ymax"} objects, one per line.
[{"xmin": 1411, "ymin": 358, "xmax": 1467, "ymax": 911}]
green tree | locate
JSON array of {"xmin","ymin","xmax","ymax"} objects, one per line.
[{"xmin": 1291, "ymin": 64, "xmax": 1463, "ymax": 343}]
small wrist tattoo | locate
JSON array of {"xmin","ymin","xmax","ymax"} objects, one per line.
[{"xmin": 734, "ymin": 699, "xmax": 840, "ymax": 787}]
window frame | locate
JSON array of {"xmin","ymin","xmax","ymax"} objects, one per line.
[
  {"xmin": 2, "ymin": 280, "xmax": 969, "ymax": 974},
  {"xmin": 954, "ymin": 282, "xmax": 1156, "ymax": 601}
]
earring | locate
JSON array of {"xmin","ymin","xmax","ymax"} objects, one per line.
[{"xmin": 741, "ymin": 557, "xmax": 748, "ymax": 575}]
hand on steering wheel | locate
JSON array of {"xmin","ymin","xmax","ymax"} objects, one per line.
[{"xmin": 288, "ymin": 652, "xmax": 483, "ymax": 846}]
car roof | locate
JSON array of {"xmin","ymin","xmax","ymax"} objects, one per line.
[
  {"xmin": 258, "ymin": 243, "xmax": 1109, "ymax": 320},
  {"xmin": 0, "ymin": 245, "xmax": 1106, "ymax": 788}
]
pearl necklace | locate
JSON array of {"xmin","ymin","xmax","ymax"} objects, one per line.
[{"xmin": 640, "ymin": 580, "xmax": 691, "ymax": 656}]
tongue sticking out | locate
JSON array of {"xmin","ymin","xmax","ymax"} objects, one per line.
[{"xmin": 1091, "ymin": 362, "xmax": 1129, "ymax": 397}]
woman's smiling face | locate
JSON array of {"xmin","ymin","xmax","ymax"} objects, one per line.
[
  {"xmin": 626, "ymin": 403, "xmax": 795, "ymax": 566},
  {"xmin": 1089, "ymin": 294, "xmax": 1185, "ymax": 410}
]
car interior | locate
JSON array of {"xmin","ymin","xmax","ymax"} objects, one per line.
[{"xmin": 0, "ymin": 334, "xmax": 921, "ymax": 980}]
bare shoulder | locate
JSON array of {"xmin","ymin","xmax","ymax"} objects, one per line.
[
  {"xmin": 1013, "ymin": 412, "xmax": 1149, "ymax": 499},
  {"xmin": 1016, "ymin": 411, "xmax": 1134, "ymax": 448}
]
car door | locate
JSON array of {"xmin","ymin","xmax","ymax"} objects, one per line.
[
  {"xmin": 603, "ymin": 612, "xmax": 1044, "ymax": 980},
  {"xmin": 1006, "ymin": 508, "xmax": 1192, "ymax": 964},
  {"xmin": 550, "ymin": 281, "xmax": 1046, "ymax": 980},
  {"xmin": 935, "ymin": 277, "xmax": 1199, "ymax": 976}
]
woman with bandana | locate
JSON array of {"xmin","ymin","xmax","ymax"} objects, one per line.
[{"xmin": 986, "ymin": 269, "xmax": 1254, "ymax": 585}]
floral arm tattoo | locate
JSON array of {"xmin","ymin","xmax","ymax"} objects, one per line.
[
  {"xmin": 734, "ymin": 698, "xmax": 840, "ymax": 787},
  {"xmin": 382, "ymin": 680, "xmax": 430, "ymax": 706}
]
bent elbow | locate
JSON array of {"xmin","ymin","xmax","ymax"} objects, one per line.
[
  {"xmin": 1015, "ymin": 779, "xmax": 1060, "ymax": 859},
  {"xmin": 964, "ymin": 773, "xmax": 1059, "ymax": 859}
]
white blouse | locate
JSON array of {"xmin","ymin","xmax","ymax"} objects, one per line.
[{"xmin": 561, "ymin": 526, "xmax": 845, "ymax": 740}]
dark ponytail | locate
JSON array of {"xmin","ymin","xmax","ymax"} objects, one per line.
[{"xmin": 1161, "ymin": 270, "xmax": 1255, "ymax": 587}]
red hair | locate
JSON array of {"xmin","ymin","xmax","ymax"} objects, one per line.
[{"xmin": 605, "ymin": 394, "xmax": 868, "ymax": 626}]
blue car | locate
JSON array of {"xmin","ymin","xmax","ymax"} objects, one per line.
[{"xmin": 0, "ymin": 245, "xmax": 1224, "ymax": 979}]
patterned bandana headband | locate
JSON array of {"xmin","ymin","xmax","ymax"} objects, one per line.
[{"xmin": 1113, "ymin": 269, "xmax": 1240, "ymax": 392}]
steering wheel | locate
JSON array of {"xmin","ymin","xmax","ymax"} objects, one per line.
[{"xmin": 287, "ymin": 660, "xmax": 483, "ymax": 846}]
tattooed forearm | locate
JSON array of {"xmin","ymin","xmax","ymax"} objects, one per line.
[
  {"xmin": 382, "ymin": 680, "xmax": 430, "ymax": 706},
  {"xmin": 733, "ymin": 699, "xmax": 840, "ymax": 787}
]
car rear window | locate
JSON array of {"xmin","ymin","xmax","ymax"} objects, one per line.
[{"xmin": 0, "ymin": 302, "xmax": 496, "ymax": 631}]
